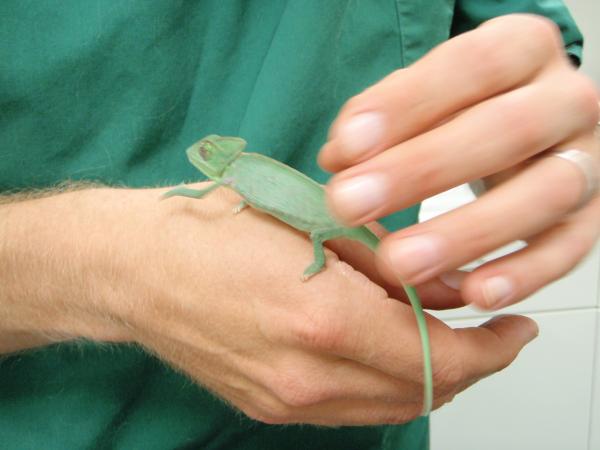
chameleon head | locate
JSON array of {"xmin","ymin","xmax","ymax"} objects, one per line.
[{"xmin": 185, "ymin": 135, "xmax": 247, "ymax": 179}]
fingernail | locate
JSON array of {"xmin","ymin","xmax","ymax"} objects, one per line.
[
  {"xmin": 338, "ymin": 112, "xmax": 385, "ymax": 159},
  {"xmin": 525, "ymin": 319, "xmax": 540, "ymax": 343},
  {"xmin": 386, "ymin": 235, "xmax": 444, "ymax": 283},
  {"xmin": 522, "ymin": 321, "xmax": 540, "ymax": 344},
  {"xmin": 439, "ymin": 270, "xmax": 467, "ymax": 290},
  {"xmin": 481, "ymin": 276, "xmax": 514, "ymax": 309},
  {"xmin": 482, "ymin": 314, "xmax": 539, "ymax": 344},
  {"xmin": 329, "ymin": 174, "xmax": 388, "ymax": 221}
]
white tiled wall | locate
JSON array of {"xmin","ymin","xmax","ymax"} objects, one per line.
[
  {"xmin": 591, "ymin": 309, "xmax": 600, "ymax": 450},
  {"xmin": 423, "ymin": 0, "xmax": 600, "ymax": 443},
  {"xmin": 423, "ymin": 191, "xmax": 600, "ymax": 450},
  {"xmin": 432, "ymin": 311, "xmax": 597, "ymax": 450}
]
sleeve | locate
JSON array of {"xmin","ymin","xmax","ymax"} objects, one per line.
[{"xmin": 451, "ymin": 0, "xmax": 584, "ymax": 66}]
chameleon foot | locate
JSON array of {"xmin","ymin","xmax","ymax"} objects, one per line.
[
  {"xmin": 233, "ymin": 200, "xmax": 248, "ymax": 214},
  {"xmin": 301, "ymin": 262, "xmax": 324, "ymax": 282},
  {"xmin": 301, "ymin": 230, "xmax": 337, "ymax": 281}
]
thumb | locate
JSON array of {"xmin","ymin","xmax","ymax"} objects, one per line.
[{"xmin": 453, "ymin": 314, "xmax": 539, "ymax": 385}]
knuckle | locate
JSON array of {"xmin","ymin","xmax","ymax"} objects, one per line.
[
  {"xmin": 431, "ymin": 353, "xmax": 465, "ymax": 396},
  {"xmin": 519, "ymin": 15, "xmax": 561, "ymax": 52},
  {"xmin": 547, "ymin": 234, "xmax": 596, "ymax": 279},
  {"xmin": 239, "ymin": 396, "xmax": 295, "ymax": 425},
  {"xmin": 239, "ymin": 405, "xmax": 275, "ymax": 424},
  {"xmin": 380, "ymin": 406, "xmax": 422, "ymax": 425},
  {"xmin": 244, "ymin": 407, "xmax": 292, "ymax": 425},
  {"xmin": 564, "ymin": 233, "xmax": 595, "ymax": 262},
  {"xmin": 499, "ymin": 101, "xmax": 545, "ymax": 150},
  {"xmin": 496, "ymin": 15, "xmax": 562, "ymax": 57},
  {"xmin": 290, "ymin": 308, "xmax": 347, "ymax": 352},
  {"xmin": 465, "ymin": 17, "xmax": 560, "ymax": 91},
  {"xmin": 478, "ymin": 15, "xmax": 562, "ymax": 73},
  {"xmin": 568, "ymin": 74, "xmax": 600, "ymax": 127},
  {"xmin": 545, "ymin": 176, "xmax": 581, "ymax": 212},
  {"xmin": 465, "ymin": 36, "xmax": 510, "ymax": 91},
  {"xmin": 340, "ymin": 93, "xmax": 370, "ymax": 116},
  {"xmin": 269, "ymin": 370, "xmax": 326, "ymax": 408},
  {"xmin": 493, "ymin": 352, "xmax": 513, "ymax": 373}
]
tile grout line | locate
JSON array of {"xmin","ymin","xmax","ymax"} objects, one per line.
[
  {"xmin": 587, "ymin": 254, "xmax": 600, "ymax": 450},
  {"xmin": 440, "ymin": 305, "xmax": 599, "ymax": 322},
  {"xmin": 587, "ymin": 310, "xmax": 598, "ymax": 450}
]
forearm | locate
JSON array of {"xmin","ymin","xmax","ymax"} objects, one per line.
[{"xmin": 0, "ymin": 187, "xmax": 128, "ymax": 354}]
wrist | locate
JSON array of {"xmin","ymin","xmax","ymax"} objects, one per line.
[{"xmin": 0, "ymin": 187, "xmax": 132, "ymax": 352}]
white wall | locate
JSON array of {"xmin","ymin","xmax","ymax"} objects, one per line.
[{"xmin": 424, "ymin": 1, "xmax": 600, "ymax": 448}]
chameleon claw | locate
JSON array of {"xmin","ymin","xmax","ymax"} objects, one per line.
[
  {"xmin": 300, "ymin": 273, "xmax": 311, "ymax": 282},
  {"xmin": 232, "ymin": 200, "xmax": 248, "ymax": 214},
  {"xmin": 301, "ymin": 265, "xmax": 322, "ymax": 282}
]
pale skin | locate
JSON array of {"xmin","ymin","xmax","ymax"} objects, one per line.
[
  {"xmin": 0, "ymin": 14, "xmax": 596, "ymax": 426},
  {"xmin": 0, "ymin": 184, "xmax": 537, "ymax": 426},
  {"xmin": 320, "ymin": 15, "xmax": 600, "ymax": 308}
]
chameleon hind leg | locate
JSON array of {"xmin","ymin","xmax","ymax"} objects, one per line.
[
  {"xmin": 233, "ymin": 200, "xmax": 248, "ymax": 214},
  {"xmin": 302, "ymin": 228, "xmax": 347, "ymax": 281},
  {"xmin": 161, "ymin": 182, "xmax": 221, "ymax": 200}
]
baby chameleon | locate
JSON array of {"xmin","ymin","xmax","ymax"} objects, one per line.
[{"xmin": 163, "ymin": 134, "xmax": 433, "ymax": 415}]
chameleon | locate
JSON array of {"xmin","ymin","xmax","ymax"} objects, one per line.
[{"xmin": 163, "ymin": 134, "xmax": 433, "ymax": 415}]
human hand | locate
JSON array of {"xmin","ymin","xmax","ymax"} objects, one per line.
[
  {"xmin": 0, "ymin": 184, "xmax": 538, "ymax": 422},
  {"xmin": 96, "ymin": 184, "xmax": 537, "ymax": 425},
  {"xmin": 319, "ymin": 14, "xmax": 600, "ymax": 311}
]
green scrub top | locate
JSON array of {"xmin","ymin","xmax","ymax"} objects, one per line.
[{"xmin": 0, "ymin": 1, "xmax": 582, "ymax": 449}]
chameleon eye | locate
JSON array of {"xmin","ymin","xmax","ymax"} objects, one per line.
[{"xmin": 199, "ymin": 145, "xmax": 210, "ymax": 160}]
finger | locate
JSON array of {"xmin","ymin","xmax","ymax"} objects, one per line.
[
  {"xmin": 262, "ymin": 245, "xmax": 532, "ymax": 398},
  {"xmin": 453, "ymin": 314, "xmax": 538, "ymax": 383},
  {"xmin": 256, "ymin": 386, "xmax": 461, "ymax": 426},
  {"xmin": 325, "ymin": 224, "xmax": 466, "ymax": 309},
  {"xmin": 266, "ymin": 260, "xmax": 437, "ymax": 382},
  {"xmin": 325, "ymin": 72, "xmax": 598, "ymax": 226},
  {"xmin": 246, "ymin": 395, "xmax": 421, "ymax": 426},
  {"xmin": 152, "ymin": 331, "xmax": 423, "ymax": 424},
  {"xmin": 252, "ymin": 317, "xmax": 535, "ymax": 426},
  {"xmin": 412, "ymin": 271, "xmax": 468, "ymax": 310},
  {"xmin": 319, "ymin": 14, "xmax": 567, "ymax": 172},
  {"xmin": 462, "ymin": 194, "xmax": 600, "ymax": 310},
  {"xmin": 267, "ymin": 265, "xmax": 537, "ymax": 420},
  {"xmin": 251, "ymin": 349, "xmax": 425, "ymax": 409},
  {"xmin": 375, "ymin": 134, "xmax": 599, "ymax": 286},
  {"xmin": 283, "ymin": 385, "xmax": 460, "ymax": 425}
]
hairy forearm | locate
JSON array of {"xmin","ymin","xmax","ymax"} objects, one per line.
[{"xmin": 0, "ymin": 186, "xmax": 129, "ymax": 354}]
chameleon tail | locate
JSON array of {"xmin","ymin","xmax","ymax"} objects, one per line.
[
  {"xmin": 352, "ymin": 226, "xmax": 433, "ymax": 416},
  {"xmin": 404, "ymin": 284, "xmax": 433, "ymax": 416},
  {"xmin": 356, "ymin": 226, "xmax": 380, "ymax": 252}
]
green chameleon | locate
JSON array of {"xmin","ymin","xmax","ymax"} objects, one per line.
[{"xmin": 163, "ymin": 135, "xmax": 433, "ymax": 415}]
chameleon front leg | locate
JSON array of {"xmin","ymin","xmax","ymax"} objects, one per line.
[
  {"xmin": 302, "ymin": 228, "xmax": 346, "ymax": 281},
  {"xmin": 161, "ymin": 182, "xmax": 221, "ymax": 200}
]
